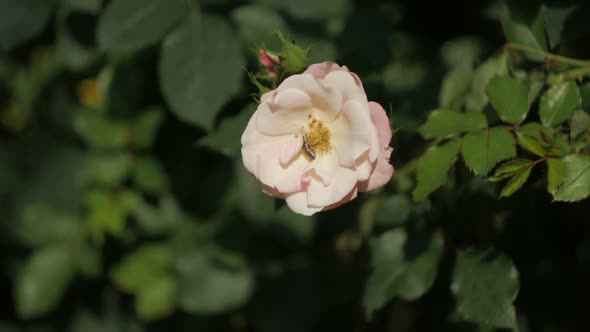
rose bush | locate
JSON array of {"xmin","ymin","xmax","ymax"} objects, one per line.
[{"xmin": 241, "ymin": 62, "xmax": 394, "ymax": 215}]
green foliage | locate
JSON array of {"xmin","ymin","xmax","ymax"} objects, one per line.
[
  {"xmin": 2, "ymin": 1, "xmax": 590, "ymax": 331},
  {"xmin": 486, "ymin": 76, "xmax": 529, "ymax": 124},
  {"xmin": 418, "ymin": 110, "xmax": 487, "ymax": 139},
  {"xmin": 0, "ymin": 0, "xmax": 56, "ymax": 50},
  {"xmin": 159, "ymin": 14, "xmax": 244, "ymax": 130},
  {"xmin": 539, "ymin": 80, "xmax": 581, "ymax": 128},
  {"xmin": 461, "ymin": 127, "xmax": 517, "ymax": 176},
  {"xmin": 413, "ymin": 139, "xmax": 460, "ymax": 201},
  {"xmin": 98, "ymin": 0, "xmax": 189, "ymax": 52},
  {"xmin": 364, "ymin": 229, "xmax": 443, "ymax": 318},
  {"xmin": 16, "ymin": 245, "xmax": 75, "ymax": 319},
  {"xmin": 553, "ymin": 154, "xmax": 590, "ymax": 202},
  {"xmin": 452, "ymin": 249, "xmax": 519, "ymax": 328}
]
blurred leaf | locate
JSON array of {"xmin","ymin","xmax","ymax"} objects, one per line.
[
  {"xmin": 488, "ymin": 159, "xmax": 533, "ymax": 182},
  {"xmin": 439, "ymin": 61, "xmax": 474, "ymax": 110},
  {"xmin": 0, "ymin": 0, "xmax": 56, "ymax": 50},
  {"xmin": 461, "ymin": 127, "xmax": 517, "ymax": 176},
  {"xmin": 132, "ymin": 157, "xmax": 167, "ymax": 194},
  {"xmin": 570, "ymin": 110, "xmax": 590, "ymax": 139},
  {"xmin": 73, "ymin": 241, "xmax": 101, "ymax": 278},
  {"xmin": 413, "ymin": 139, "xmax": 460, "ymax": 201},
  {"xmin": 176, "ymin": 248, "xmax": 253, "ymax": 314},
  {"xmin": 451, "ymin": 249, "xmax": 519, "ymax": 328},
  {"xmin": 539, "ymin": 80, "xmax": 581, "ymax": 128},
  {"xmin": 465, "ymin": 54, "xmax": 508, "ymax": 112},
  {"xmin": 83, "ymin": 152, "xmax": 130, "ymax": 186},
  {"xmin": 231, "ymin": 5, "xmax": 286, "ymax": 48},
  {"xmin": 135, "ymin": 274, "xmax": 176, "ymax": 320},
  {"xmin": 516, "ymin": 132, "xmax": 546, "ymax": 157},
  {"xmin": 237, "ymin": 161, "xmax": 276, "ymax": 222},
  {"xmin": 111, "ymin": 244, "xmax": 172, "ymax": 293},
  {"xmin": 57, "ymin": 11, "xmax": 98, "ymax": 70},
  {"xmin": 580, "ymin": 82, "xmax": 590, "ymax": 110},
  {"xmin": 256, "ymin": 0, "xmax": 349, "ymax": 21},
  {"xmin": 160, "ymin": 14, "xmax": 244, "ymax": 130},
  {"xmin": 129, "ymin": 108, "xmax": 164, "ymax": 149},
  {"xmin": 419, "ymin": 110, "xmax": 487, "ymax": 139},
  {"xmin": 86, "ymin": 189, "xmax": 140, "ymax": 239},
  {"xmin": 74, "ymin": 108, "xmax": 129, "ymax": 149},
  {"xmin": 16, "ymin": 245, "xmax": 75, "ymax": 319},
  {"xmin": 553, "ymin": 154, "xmax": 590, "ymax": 202},
  {"xmin": 499, "ymin": 162, "xmax": 533, "ymax": 197},
  {"xmin": 544, "ymin": 5, "xmax": 577, "ymax": 49},
  {"xmin": 441, "ymin": 37, "xmax": 481, "ymax": 67},
  {"xmin": 61, "ymin": 0, "xmax": 102, "ymax": 13},
  {"xmin": 383, "ymin": 61, "xmax": 427, "ymax": 94},
  {"xmin": 199, "ymin": 108, "xmax": 253, "ymax": 158},
  {"xmin": 486, "ymin": 76, "xmax": 529, "ymax": 124},
  {"xmin": 133, "ymin": 195, "xmax": 185, "ymax": 235},
  {"xmin": 14, "ymin": 205, "xmax": 80, "ymax": 248},
  {"xmin": 98, "ymin": 0, "xmax": 189, "ymax": 52},
  {"xmin": 374, "ymin": 194, "xmax": 411, "ymax": 226},
  {"xmin": 547, "ymin": 158, "xmax": 566, "ymax": 195},
  {"xmin": 364, "ymin": 229, "xmax": 443, "ymax": 318},
  {"xmin": 500, "ymin": 4, "xmax": 548, "ymax": 57}
]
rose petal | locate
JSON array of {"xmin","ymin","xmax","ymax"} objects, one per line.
[
  {"xmin": 286, "ymin": 191, "xmax": 323, "ymax": 216},
  {"xmin": 280, "ymin": 134, "xmax": 303, "ymax": 165},
  {"xmin": 369, "ymin": 101, "xmax": 392, "ymax": 148},
  {"xmin": 276, "ymin": 154, "xmax": 310, "ymax": 193},
  {"xmin": 323, "ymin": 70, "xmax": 367, "ymax": 104},
  {"xmin": 278, "ymin": 74, "xmax": 342, "ymax": 121},
  {"xmin": 324, "ymin": 187, "xmax": 358, "ymax": 211},
  {"xmin": 307, "ymin": 166, "xmax": 357, "ymax": 207},
  {"xmin": 304, "ymin": 61, "xmax": 343, "ymax": 79},
  {"xmin": 312, "ymin": 150, "xmax": 339, "ymax": 186},
  {"xmin": 359, "ymin": 154, "xmax": 394, "ymax": 192},
  {"xmin": 331, "ymin": 100, "xmax": 374, "ymax": 167},
  {"xmin": 256, "ymin": 89, "xmax": 312, "ymax": 136}
]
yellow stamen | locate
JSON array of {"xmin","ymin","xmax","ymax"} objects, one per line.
[{"xmin": 301, "ymin": 116, "xmax": 331, "ymax": 159}]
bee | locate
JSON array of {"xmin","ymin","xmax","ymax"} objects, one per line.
[{"xmin": 301, "ymin": 131, "xmax": 316, "ymax": 160}]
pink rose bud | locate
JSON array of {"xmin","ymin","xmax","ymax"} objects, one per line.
[
  {"xmin": 241, "ymin": 61, "xmax": 394, "ymax": 216},
  {"xmin": 258, "ymin": 49, "xmax": 280, "ymax": 77}
]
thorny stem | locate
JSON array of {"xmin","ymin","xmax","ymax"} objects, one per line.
[{"xmin": 506, "ymin": 43, "xmax": 590, "ymax": 67}]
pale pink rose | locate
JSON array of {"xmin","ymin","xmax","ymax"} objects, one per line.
[
  {"xmin": 241, "ymin": 61, "xmax": 394, "ymax": 216},
  {"xmin": 258, "ymin": 50, "xmax": 280, "ymax": 77}
]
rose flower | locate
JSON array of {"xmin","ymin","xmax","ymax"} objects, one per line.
[{"xmin": 241, "ymin": 62, "xmax": 394, "ymax": 216}]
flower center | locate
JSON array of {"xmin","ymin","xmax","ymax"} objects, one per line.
[{"xmin": 301, "ymin": 115, "xmax": 331, "ymax": 159}]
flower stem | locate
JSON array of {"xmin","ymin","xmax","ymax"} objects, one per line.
[
  {"xmin": 547, "ymin": 66, "xmax": 590, "ymax": 84},
  {"xmin": 506, "ymin": 43, "xmax": 590, "ymax": 67}
]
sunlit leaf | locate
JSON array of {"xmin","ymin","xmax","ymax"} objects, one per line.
[
  {"xmin": 419, "ymin": 110, "xmax": 487, "ymax": 139},
  {"xmin": 413, "ymin": 139, "xmax": 460, "ymax": 201},
  {"xmin": 539, "ymin": 80, "xmax": 581, "ymax": 128},
  {"xmin": 547, "ymin": 158, "xmax": 566, "ymax": 195},
  {"xmin": 500, "ymin": 162, "xmax": 533, "ymax": 197},
  {"xmin": 553, "ymin": 154, "xmax": 590, "ymax": 202},
  {"xmin": 461, "ymin": 127, "xmax": 517, "ymax": 175},
  {"xmin": 516, "ymin": 132, "xmax": 546, "ymax": 157},
  {"xmin": 486, "ymin": 76, "xmax": 529, "ymax": 124},
  {"xmin": 465, "ymin": 54, "xmax": 508, "ymax": 112}
]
